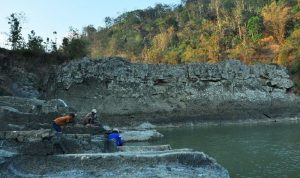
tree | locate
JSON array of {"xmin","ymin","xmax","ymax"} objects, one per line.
[
  {"xmin": 51, "ymin": 31, "xmax": 58, "ymax": 52},
  {"xmin": 262, "ymin": 2, "xmax": 291, "ymax": 45},
  {"xmin": 142, "ymin": 27, "xmax": 178, "ymax": 63},
  {"xmin": 61, "ymin": 28, "xmax": 89, "ymax": 59},
  {"xmin": 278, "ymin": 29, "xmax": 300, "ymax": 65},
  {"xmin": 211, "ymin": 0, "xmax": 222, "ymax": 32},
  {"xmin": 233, "ymin": 0, "xmax": 245, "ymax": 40},
  {"xmin": 105, "ymin": 17, "xmax": 113, "ymax": 27},
  {"xmin": 83, "ymin": 25, "xmax": 97, "ymax": 41},
  {"xmin": 247, "ymin": 16, "xmax": 263, "ymax": 42},
  {"xmin": 27, "ymin": 30, "xmax": 44, "ymax": 53},
  {"xmin": 7, "ymin": 13, "xmax": 24, "ymax": 50}
]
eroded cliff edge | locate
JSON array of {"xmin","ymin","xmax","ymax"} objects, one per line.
[{"xmin": 46, "ymin": 58, "xmax": 300, "ymax": 126}]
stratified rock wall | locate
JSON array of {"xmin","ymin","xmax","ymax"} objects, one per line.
[{"xmin": 47, "ymin": 58, "xmax": 300, "ymax": 126}]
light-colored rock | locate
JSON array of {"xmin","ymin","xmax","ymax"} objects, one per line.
[
  {"xmin": 0, "ymin": 149, "xmax": 16, "ymax": 164},
  {"xmin": 0, "ymin": 96, "xmax": 71, "ymax": 114},
  {"xmin": 121, "ymin": 130, "xmax": 163, "ymax": 141},
  {"xmin": 119, "ymin": 145, "xmax": 171, "ymax": 152},
  {"xmin": 4, "ymin": 149, "xmax": 229, "ymax": 178},
  {"xmin": 137, "ymin": 122, "xmax": 156, "ymax": 129}
]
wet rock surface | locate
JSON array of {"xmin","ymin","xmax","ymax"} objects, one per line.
[
  {"xmin": 47, "ymin": 58, "xmax": 300, "ymax": 126},
  {"xmin": 121, "ymin": 129, "xmax": 163, "ymax": 141},
  {"xmin": 0, "ymin": 129, "xmax": 229, "ymax": 177},
  {"xmin": 119, "ymin": 144, "xmax": 172, "ymax": 152},
  {"xmin": 1, "ymin": 150, "xmax": 229, "ymax": 178},
  {"xmin": 0, "ymin": 125, "xmax": 229, "ymax": 177}
]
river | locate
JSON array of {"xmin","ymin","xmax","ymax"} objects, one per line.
[{"xmin": 150, "ymin": 122, "xmax": 300, "ymax": 177}]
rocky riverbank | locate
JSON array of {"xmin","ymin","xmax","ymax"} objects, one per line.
[
  {"xmin": 0, "ymin": 95, "xmax": 229, "ymax": 177},
  {"xmin": 0, "ymin": 148, "xmax": 229, "ymax": 177},
  {"xmin": 1, "ymin": 56, "xmax": 300, "ymax": 177},
  {"xmin": 0, "ymin": 128, "xmax": 229, "ymax": 177}
]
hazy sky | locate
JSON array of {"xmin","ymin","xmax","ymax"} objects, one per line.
[{"xmin": 0, "ymin": 0, "xmax": 181, "ymax": 48}]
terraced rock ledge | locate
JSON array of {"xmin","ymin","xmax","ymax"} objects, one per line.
[
  {"xmin": 1, "ymin": 148, "xmax": 229, "ymax": 177},
  {"xmin": 0, "ymin": 129, "xmax": 229, "ymax": 177}
]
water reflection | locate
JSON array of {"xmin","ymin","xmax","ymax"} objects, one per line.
[{"xmin": 151, "ymin": 122, "xmax": 300, "ymax": 177}]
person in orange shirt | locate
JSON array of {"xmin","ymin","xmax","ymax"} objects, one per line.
[{"xmin": 52, "ymin": 113, "xmax": 76, "ymax": 134}]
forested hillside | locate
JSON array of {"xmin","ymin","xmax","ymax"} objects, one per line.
[
  {"xmin": 3, "ymin": 0, "xmax": 300, "ymax": 79},
  {"xmin": 80, "ymin": 0, "xmax": 300, "ymax": 68}
]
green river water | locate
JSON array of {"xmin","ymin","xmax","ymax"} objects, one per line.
[{"xmin": 151, "ymin": 122, "xmax": 300, "ymax": 178}]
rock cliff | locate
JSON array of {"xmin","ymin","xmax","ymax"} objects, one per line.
[{"xmin": 47, "ymin": 58, "xmax": 300, "ymax": 126}]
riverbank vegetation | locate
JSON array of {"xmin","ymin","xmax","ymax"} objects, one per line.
[{"xmin": 2, "ymin": 0, "xmax": 300, "ymax": 91}]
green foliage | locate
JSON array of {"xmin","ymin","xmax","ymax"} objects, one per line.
[
  {"xmin": 61, "ymin": 28, "xmax": 89, "ymax": 59},
  {"xmin": 7, "ymin": 13, "xmax": 24, "ymax": 50},
  {"xmin": 88, "ymin": 2, "xmax": 275, "ymax": 64},
  {"xmin": 27, "ymin": 30, "xmax": 44, "ymax": 53},
  {"xmin": 105, "ymin": 17, "xmax": 113, "ymax": 27},
  {"xmin": 247, "ymin": 16, "xmax": 263, "ymax": 42},
  {"xmin": 278, "ymin": 29, "xmax": 300, "ymax": 65},
  {"xmin": 51, "ymin": 31, "xmax": 58, "ymax": 53}
]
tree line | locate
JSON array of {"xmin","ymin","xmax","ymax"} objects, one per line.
[
  {"xmin": 5, "ymin": 0, "xmax": 300, "ymax": 72},
  {"xmin": 83, "ymin": 0, "xmax": 300, "ymax": 70},
  {"xmin": 6, "ymin": 13, "xmax": 89, "ymax": 59}
]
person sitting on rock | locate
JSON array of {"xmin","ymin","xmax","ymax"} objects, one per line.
[
  {"xmin": 52, "ymin": 113, "xmax": 76, "ymax": 135},
  {"xmin": 83, "ymin": 109, "xmax": 98, "ymax": 127},
  {"xmin": 108, "ymin": 128, "xmax": 124, "ymax": 146}
]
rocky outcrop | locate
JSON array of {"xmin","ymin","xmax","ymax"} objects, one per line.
[
  {"xmin": 0, "ymin": 129, "xmax": 229, "ymax": 177},
  {"xmin": 121, "ymin": 130, "xmax": 163, "ymax": 141},
  {"xmin": 0, "ymin": 131, "xmax": 102, "ymax": 156},
  {"xmin": 119, "ymin": 145, "xmax": 172, "ymax": 152},
  {"xmin": 0, "ymin": 96, "xmax": 72, "ymax": 131},
  {"xmin": 46, "ymin": 58, "xmax": 300, "ymax": 126},
  {"xmin": 0, "ymin": 129, "xmax": 164, "ymax": 155},
  {"xmin": 0, "ymin": 58, "xmax": 41, "ymax": 98},
  {"xmin": 1, "ymin": 149, "xmax": 229, "ymax": 177}
]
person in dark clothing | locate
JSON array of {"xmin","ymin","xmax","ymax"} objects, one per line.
[{"xmin": 83, "ymin": 109, "xmax": 97, "ymax": 127}]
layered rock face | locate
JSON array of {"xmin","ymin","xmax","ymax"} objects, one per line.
[
  {"xmin": 0, "ymin": 56, "xmax": 42, "ymax": 98},
  {"xmin": 47, "ymin": 58, "xmax": 300, "ymax": 126},
  {"xmin": 0, "ymin": 96, "xmax": 72, "ymax": 131}
]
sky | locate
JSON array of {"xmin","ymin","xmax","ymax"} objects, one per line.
[{"xmin": 0, "ymin": 0, "xmax": 181, "ymax": 48}]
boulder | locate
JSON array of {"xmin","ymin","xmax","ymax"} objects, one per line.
[
  {"xmin": 0, "ymin": 149, "xmax": 16, "ymax": 165},
  {"xmin": 121, "ymin": 130, "xmax": 163, "ymax": 142},
  {"xmin": 119, "ymin": 145, "xmax": 171, "ymax": 152}
]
